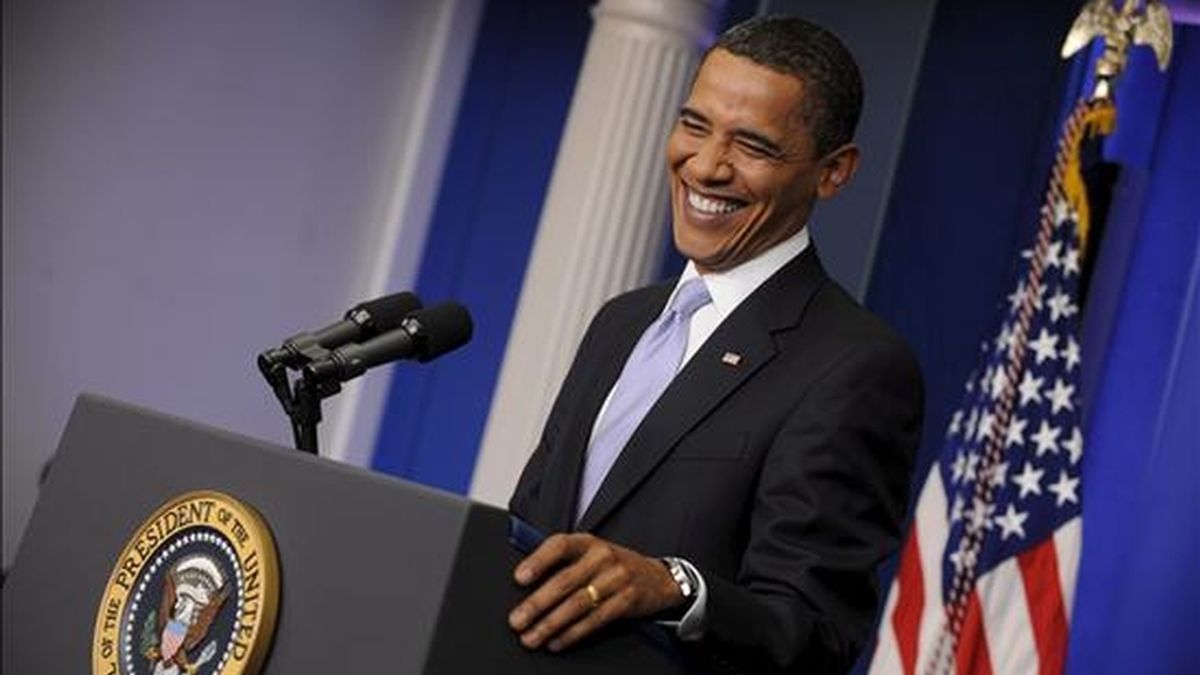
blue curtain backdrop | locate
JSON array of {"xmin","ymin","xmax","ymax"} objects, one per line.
[
  {"xmin": 1066, "ymin": 25, "xmax": 1200, "ymax": 675},
  {"xmin": 857, "ymin": 2, "xmax": 1079, "ymax": 672},
  {"xmin": 863, "ymin": 3, "xmax": 1198, "ymax": 673},
  {"xmin": 865, "ymin": 0, "xmax": 1082, "ymax": 500}
]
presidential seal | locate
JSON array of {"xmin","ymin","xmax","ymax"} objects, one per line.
[{"xmin": 92, "ymin": 491, "xmax": 280, "ymax": 675}]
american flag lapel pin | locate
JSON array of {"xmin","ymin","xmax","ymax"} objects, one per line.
[{"xmin": 721, "ymin": 351, "xmax": 743, "ymax": 368}]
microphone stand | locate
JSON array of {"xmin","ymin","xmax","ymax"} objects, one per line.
[
  {"xmin": 257, "ymin": 343, "xmax": 341, "ymax": 455},
  {"xmin": 258, "ymin": 360, "xmax": 294, "ymax": 416},
  {"xmin": 290, "ymin": 376, "xmax": 340, "ymax": 455}
]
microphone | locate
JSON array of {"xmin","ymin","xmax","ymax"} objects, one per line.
[
  {"xmin": 303, "ymin": 302, "xmax": 473, "ymax": 384},
  {"xmin": 258, "ymin": 292, "xmax": 423, "ymax": 371}
]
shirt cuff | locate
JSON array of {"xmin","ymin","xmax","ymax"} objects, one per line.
[{"xmin": 654, "ymin": 558, "xmax": 707, "ymax": 641}]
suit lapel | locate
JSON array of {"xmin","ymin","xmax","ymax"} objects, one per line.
[{"xmin": 575, "ymin": 249, "xmax": 828, "ymax": 532}]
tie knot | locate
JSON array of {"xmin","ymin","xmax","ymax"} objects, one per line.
[{"xmin": 670, "ymin": 278, "xmax": 711, "ymax": 319}]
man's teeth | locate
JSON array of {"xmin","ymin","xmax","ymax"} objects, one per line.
[{"xmin": 687, "ymin": 188, "xmax": 743, "ymax": 215}]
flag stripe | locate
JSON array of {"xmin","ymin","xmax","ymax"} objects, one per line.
[
  {"xmin": 871, "ymin": 465, "xmax": 950, "ymax": 674},
  {"xmin": 978, "ymin": 559, "xmax": 1039, "ymax": 675},
  {"xmin": 893, "ymin": 528, "xmax": 925, "ymax": 675},
  {"xmin": 955, "ymin": 592, "xmax": 995, "ymax": 675},
  {"xmin": 1053, "ymin": 517, "xmax": 1081, "ymax": 623},
  {"xmin": 914, "ymin": 468, "xmax": 948, "ymax": 668},
  {"xmin": 1017, "ymin": 537, "xmax": 1069, "ymax": 675},
  {"xmin": 873, "ymin": 579, "xmax": 907, "ymax": 674}
]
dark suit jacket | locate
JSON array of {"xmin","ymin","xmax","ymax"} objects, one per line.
[{"xmin": 510, "ymin": 248, "xmax": 924, "ymax": 674}]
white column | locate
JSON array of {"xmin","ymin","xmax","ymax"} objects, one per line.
[{"xmin": 470, "ymin": 0, "xmax": 724, "ymax": 506}]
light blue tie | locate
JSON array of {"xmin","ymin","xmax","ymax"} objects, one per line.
[{"xmin": 576, "ymin": 277, "xmax": 712, "ymax": 521}]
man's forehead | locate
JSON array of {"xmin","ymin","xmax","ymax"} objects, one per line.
[
  {"xmin": 687, "ymin": 50, "xmax": 808, "ymax": 132},
  {"xmin": 696, "ymin": 47, "xmax": 805, "ymax": 81}
]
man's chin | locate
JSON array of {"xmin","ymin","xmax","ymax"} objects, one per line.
[
  {"xmin": 670, "ymin": 231, "xmax": 709, "ymax": 268},
  {"xmin": 672, "ymin": 241, "xmax": 735, "ymax": 274}
]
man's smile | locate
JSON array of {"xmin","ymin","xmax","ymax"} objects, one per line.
[{"xmin": 682, "ymin": 184, "xmax": 749, "ymax": 218}]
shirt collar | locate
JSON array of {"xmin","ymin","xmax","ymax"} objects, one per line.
[{"xmin": 671, "ymin": 227, "xmax": 811, "ymax": 320}]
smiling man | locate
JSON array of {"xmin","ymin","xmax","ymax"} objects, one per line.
[{"xmin": 508, "ymin": 16, "xmax": 924, "ymax": 674}]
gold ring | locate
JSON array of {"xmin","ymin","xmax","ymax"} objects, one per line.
[{"xmin": 584, "ymin": 583, "xmax": 601, "ymax": 608}]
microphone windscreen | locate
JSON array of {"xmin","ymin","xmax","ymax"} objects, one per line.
[
  {"xmin": 414, "ymin": 302, "xmax": 473, "ymax": 362},
  {"xmin": 350, "ymin": 292, "xmax": 423, "ymax": 337}
]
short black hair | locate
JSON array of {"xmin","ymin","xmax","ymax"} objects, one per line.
[{"xmin": 709, "ymin": 15, "xmax": 863, "ymax": 156}]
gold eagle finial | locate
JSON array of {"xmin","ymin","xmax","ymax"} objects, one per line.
[{"xmin": 1061, "ymin": 0, "xmax": 1174, "ymax": 101}]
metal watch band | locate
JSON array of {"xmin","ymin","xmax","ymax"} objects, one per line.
[{"xmin": 661, "ymin": 556, "xmax": 695, "ymax": 600}]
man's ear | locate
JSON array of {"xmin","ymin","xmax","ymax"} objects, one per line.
[{"xmin": 816, "ymin": 143, "xmax": 860, "ymax": 199}]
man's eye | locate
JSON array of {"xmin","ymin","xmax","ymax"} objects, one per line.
[
  {"xmin": 680, "ymin": 118, "xmax": 706, "ymax": 133},
  {"xmin": 738, "ymin": 142, "xmax": 771, "ymax": 158}
]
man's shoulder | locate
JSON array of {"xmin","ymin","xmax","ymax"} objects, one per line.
[
  {"xmin": 753, "ymin": 250, "xmax": 900, "ymax": 345},
  {"xmin": 811, "ymin": 278, "xmax": 896, "ymax": 336},
  {"xmin": 802, "ymin": 275, "xmax": 921, "ymax": 369}
]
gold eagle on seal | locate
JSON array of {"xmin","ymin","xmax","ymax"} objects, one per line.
[{"xmin": 139, "ymin": 554, "xmax": 231, "ymax": 675}]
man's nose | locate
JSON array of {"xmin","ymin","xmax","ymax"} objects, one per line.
[{"xmin": 689, "ymin": 140, "xmax": 734, "ymax": 183}]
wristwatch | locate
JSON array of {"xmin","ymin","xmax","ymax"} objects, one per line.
[{"xmin": 660, "ymin": 556, "xmax": 697, "ymax": 602}]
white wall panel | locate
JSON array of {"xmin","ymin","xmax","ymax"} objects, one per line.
[{"xmin": 1, "ymin": 0, "xmax": 477, "ymax": 565}]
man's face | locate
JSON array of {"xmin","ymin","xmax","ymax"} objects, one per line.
[{"xmin": 666, "ymin": 48, "xmax": 858, "ymax": 273}]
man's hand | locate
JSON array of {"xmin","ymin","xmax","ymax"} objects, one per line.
[{"xmin": 508, "ymin": 533, "xmax": 683, "ymax": 652}]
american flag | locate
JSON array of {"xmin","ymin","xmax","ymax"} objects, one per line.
[{"xmin": 868, "ymin": 99, "xmax": 1113, "ymax": 675}]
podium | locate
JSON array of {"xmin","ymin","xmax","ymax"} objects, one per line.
[{"xmin": 3, "ymin": 395, "xmax": 689, "ymax": 674}]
